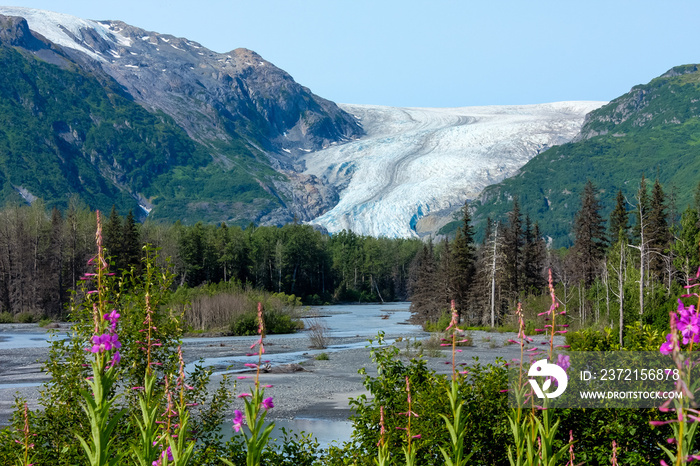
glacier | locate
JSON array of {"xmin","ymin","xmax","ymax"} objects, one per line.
[{"xmin": 302, "ymin": 102, "xmax": 606, "ymax": 238}]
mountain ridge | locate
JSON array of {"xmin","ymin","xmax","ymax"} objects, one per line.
[
  {"xmin": 471, "ymin": 64, "xmax": 700, "ymax": 247},
  {"xmin": 0, "ymin": 7, "xmax": 361, "ymax": 223}
]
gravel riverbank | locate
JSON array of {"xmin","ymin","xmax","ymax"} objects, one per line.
[{"xmin": 0, "ymin": 321, "xmax": 563, "ymax": 427}]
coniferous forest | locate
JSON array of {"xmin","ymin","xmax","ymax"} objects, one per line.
[{"xmin": 410, "ymin": 175, "xmax": 700, "ymax": 344}]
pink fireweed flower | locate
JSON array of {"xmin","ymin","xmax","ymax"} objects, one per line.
[
  {"xmin": 262, "ymin": 397, "xmax": 274, "ymax": 410},
  {"xmin": 660, "ymin": 334, "xmax": 677, "ymax": 355},
  {"xmin": 89, "ymin": 333, "xmax": 121, "ymax": 353},
  {"xmin": 445, "ymin": 300, "xmax": 461, "ymax": 332},
  {"xmin": 108, "ymin": 351, "xmax": 121, "ymax": 368},
  {"xmin": 103, "ymin": 309, "xmax": 120, "ymax": 324},
  {"xmin": 677, "ymin": 299, "xmax": 700, "ymax": 344},
  {"xmin": 152, "ymin": 446, "xmax": 174, "ymax": 466},
  {"xmin": 660, "ymin": 312, "xmax": 680, "ymax": 355},
  {"xmin": 232, "ymin": 410, "xmax": 244, "ymax": 432},
  {"xmin": 237, "ymin": 393, "xmax": 252, "ymax": 398}
]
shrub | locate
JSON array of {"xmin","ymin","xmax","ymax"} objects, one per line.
[
  {"xmin": 314, "ymin": 352, "xmax": 329, "ymax": 361},
  {"xmin": 37, "ymin": 318, "xmax": 52, "ymax": 328},
  {"xmin": 15, "ymin": 312, "xmax": 36, "ymax": 323},
  {"xmin": 0, "ymin": 312, "xmax": 13, "ymax": 323},
  {"xmin": 423, "ymin": 311, "xmax": 452, "ymax": 332},
  {"xmin": 229, "ymin": 311, "xmax": 298, "ymax": 336},
  {"xmin": 306, "ymin": 315, "xmax": 330, "ymax": 349},
  {"xmin": 566, "ymin": 327, "xmax": 619, "ymax": 351}
]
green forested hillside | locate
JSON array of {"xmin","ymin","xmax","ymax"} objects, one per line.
[
  {"xmin": 471, "ymin": 64, "xmax": 700, "ymax": 246},
  {"xmin": 0, "ymin": 44, "xmax": 280, "ymax": 220}
]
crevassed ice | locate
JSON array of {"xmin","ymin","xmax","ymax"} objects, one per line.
[{"xmin": 302, "ymin": 101, "xmax": 606, "ymax": 238}]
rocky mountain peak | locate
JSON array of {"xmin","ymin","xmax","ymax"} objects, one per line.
[{"xmin": 0, "ymin": 6, "xmax": 363, "ymax": 165}]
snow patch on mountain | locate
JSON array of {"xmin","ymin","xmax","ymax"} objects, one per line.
[
  {"xmin": 303, "ymin": 102, "xmax": 605, "ymax": 238},
  {"xmin": 0, "ymin": 6, "xmax": 129, "ymax": 60}
]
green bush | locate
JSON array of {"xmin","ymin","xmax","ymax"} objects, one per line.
[
  {"xmin": 15, "ymin": 312, "xmax": 36, "ymax": 324},
  {"xmin": 566, "ymin": 327, "xmax": 620, "ymax": 351},
  {"xmin": 229, "ymin": 311, "xmax": 299, "ymax": 336},
  {"xmin": 340, "ymin": 332, "xmax": 511, "ymax": 465},
  {"xmin": 423, "ymin": 311, "xmax": 452, "ymax": 332},
  {"xmin": 37, "ymin": 318, "xmax": 52, "ymax": 328},
  {"xmin": 0, "ymin": 312, "xmax": 13, "ymax": 323}
]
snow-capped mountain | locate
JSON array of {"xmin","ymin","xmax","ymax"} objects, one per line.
[
  {"xmin": 0, "ymin": 7, "xmax": 360, "ymax": 223},
  {"xmin": 302, "ymin": 102, "xmax": 605, "ymax": 238}
]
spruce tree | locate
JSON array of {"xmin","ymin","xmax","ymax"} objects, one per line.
[
  {"xmin": 608, "ymin": 190, "xmax": 629, "ymax": 243},
  {"xmin": 450, "ymin": 202, "xmax": 476, "ymax": 321},
  {"xmin": 633, "ymin": 175, "xmax": 650, "ymax": 243},
  {"xmin": 408, "ymin": 241, "xmax": 440, "ymax": 322},
  {"xmin": 121, "ymin": 210, "xmax": 141, "ymax": 273},
  {"xmin": 529, "ymin": 222, "xmax": 547, "ymax": 292},
  {"xmin": 103, "ymin": 205, "xmax": 122, "ymax": 261},
  {"xmin": 571, "ymin": 180, "xmax": 607, "ymax": 287},
  {"xmin": 522, "ymin": 215, "xmax": 542, "ymax": 293},
  {"xmin": 648, "ymin": 179, "xmax": 669, "ymax": 279},
  {"xmin": 503, "ymin": 197, "xmax": 523, "ymax": 297}
]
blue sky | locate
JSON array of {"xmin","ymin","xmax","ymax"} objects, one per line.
[{"xmin": 4, "ymin": 0, "xmax": 700, "ymax": 107}]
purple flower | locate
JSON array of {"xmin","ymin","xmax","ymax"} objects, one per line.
[
  {"xmin": 556, "ymin": 354, "xmax": 571, "ymax": 372},
  {"xmin": 262, "ymin": 397, "xmax": 274, "ymax": 410},
  {"xmin": 109, "ymin": 351, "xmax": 121, "ymax": 367},
  {"xmin": 233, "ymin": 409, "xmax": 244, "ymax": 432},
  {"xmin": 108, "ymin": 333, "xmax": 121, "ymax": 350},
  {"xmin": 88, "ymin": 333, "xmax": 121, "ymax": 353},
  {"xmin": 677, "ymin": 299, "xmax": 700, "ymax": 344},
  {"xmin": 151, "ymin": 446, "xmax": 173, "ymax": 466},
  {"xmin": 660, "ymin": 333, "xmax": 677, "ymax": 355},
  {"xmin": 90, "ymin": 333, "xmax": 112, "ymax": 353},
  {"xmin": 103, "ymin": 310, "xmax": 120, "ymax": 331}
]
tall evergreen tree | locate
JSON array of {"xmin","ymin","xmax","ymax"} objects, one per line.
[
  {"xmin": 633, "ymin": 175, "xmax": 650, "ymax": 243},
  {"xmin": 103, "ymin": 205, "xmax": 123, "ymax": 261},
  {"xmin": 608, "ymin": 189, "xmax": 629, "ymax": 243},
  {"xmin": 526, "ymin": 222, "xmax": 547, "ymax": 292},
  {"xmin": 409, "ymin": 241, "xmax": 440, "ymax": 322},
  {"xmin": 121, "ymin": 210, "xmax": 141, "ymax": 273},
  {"xmin": 450, "ymin": 202, "xmax": 476, "ymax": 321},
  {"xmin": 503, "ymin": 197, "xmax": 523, "ymax": 297},
  {"xmin": 648, "ymin": 179, "xmax": 669, "ymax": 279},
  {"xmin": 571, "ymin": 180, "xmax": 607, "ymax": 287}
]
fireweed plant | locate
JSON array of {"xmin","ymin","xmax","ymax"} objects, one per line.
[
  {"xmin": 374, "ymin": 406, "xmax": 390, "ymax": 466},
  {"xmin": 7, "ymin": 216, "xmax": 233, "ymax": 466},
  {"xmin": 222, "ymin": 303, "xmax": 276, "ymax": 466},
  {"xmin": 13, "ymin": 403, "xmax": 37, "ymax": 466},
  {"xmin": 75, "ymin": 210, "xmax": 127, "ymax": 466},
  {"xmin": 654, "ymin": 264, "xmax": 700, "ymax": 465},
  {"xmin": 396, "ymin": 376, "xmax": 420, "ymax": 466},
  {"xmin": 437, "ymin": 301, "xmax": 473, "ymax": 466},
  {"xmin": 507, "ymin": 269, "xmax": 571, "ymax": 466}
]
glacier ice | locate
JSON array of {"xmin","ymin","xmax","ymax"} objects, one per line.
[{"xmin": 302, "ymin": 102, "xmax": 606, "ymax": 238}]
